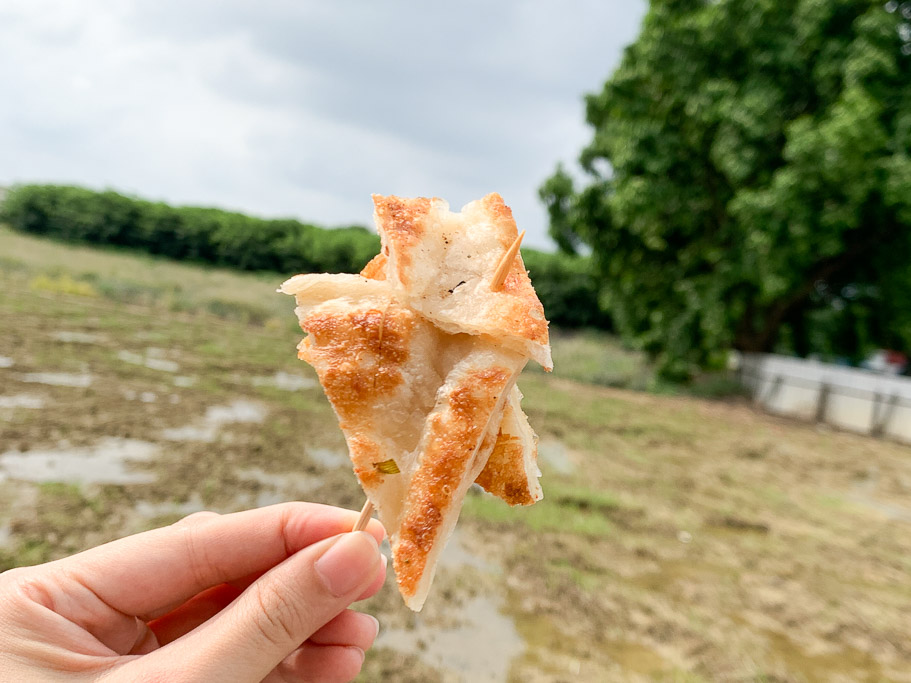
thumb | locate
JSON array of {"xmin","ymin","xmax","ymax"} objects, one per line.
[{"xmin": 162, "ymin": 531, "xmax": 382, "ymax": 681}]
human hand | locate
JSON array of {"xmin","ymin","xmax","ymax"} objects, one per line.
[{"xmin": 0, "ymin": 503, "xmax": 387, "ymax": 682}]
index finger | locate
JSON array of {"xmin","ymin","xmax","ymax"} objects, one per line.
[{"xmin": 56, "ymin": 502, "xmax": 385, "ymax": 619}]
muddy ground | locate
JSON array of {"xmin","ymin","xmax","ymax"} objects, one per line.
[{"xmin": 2, "ymin": 227, "xmax": 911, "ymax": 682}]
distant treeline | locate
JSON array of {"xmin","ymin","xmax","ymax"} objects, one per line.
[{"xmin": 1, "ymin": 184, "xmax": 610, "ymax": 328}]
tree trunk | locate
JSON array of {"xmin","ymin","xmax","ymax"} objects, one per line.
[{"xmin": 733, "ymin": 247, "xmax": 863, "ymax": 355}]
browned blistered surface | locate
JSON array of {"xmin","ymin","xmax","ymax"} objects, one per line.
[
  {"xmin": 393, "ymin": 366, "xmax": 512, "ymax": 600},
  {"xmin": 359, "ymin": 253, "xmax": 388, "ymax": 281},
  {"xmin": 300, "ymin": 303, "xmax": 413, "ymax": 416},
  {"xmin": 371, "ymin": 193, "xmax": 549, "ymax": 359},
  {"xmin": 299, "ymin": 301, "xmax": 416, "ymax": 490},
  {"xmin": 371, "ymin": 194, "xmax": 434, "ymax": 278},
  {"xmin": 474, "ymin": 433, "xmax": 536, "ymax": 506}
]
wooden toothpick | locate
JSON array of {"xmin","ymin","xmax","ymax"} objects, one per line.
[
  {"xmin": 353, "ymin": 500, "xmax": 375, "ymax": 532},
  {"xmin": 490, "ymin": 230, "xmax": 525, "ymax": 292}
]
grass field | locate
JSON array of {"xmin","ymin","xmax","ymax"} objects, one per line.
[{"xmin": 2, "ymin": 226, "xmax": 910, "ymax": 682}]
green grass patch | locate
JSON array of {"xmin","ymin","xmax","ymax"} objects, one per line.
[
  {"xmin": 463, "ymin": 482, "xmax": 616, "ymax": 537},
  {"xmin": 528, "ymin": 328, "xmax": 647, "ymax": 387}
]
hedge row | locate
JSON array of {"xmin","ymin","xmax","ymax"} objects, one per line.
[{"xmin": 1, "ymin": 184, "xmax": 609, "ymax": 329}]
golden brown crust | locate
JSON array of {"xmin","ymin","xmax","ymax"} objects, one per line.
[
  {"xmin": 299, "ymin": 303, "xmax": 413, "ymax": 419},
  {"xmin": 474, "ymin": 433, "xmax": 536, "ymax": 506},
  {"xmin": 282, "ymin": 192, "xmax": 550, "ymax": 610},
  {"xmin": 393, "ymin": 366, "xmax": 512, "ymax": 599},
  {"xmin": 478, "ymin": 194, "xmax": 549, "ymax": 349},
  {"xmin": 297, "ymin": 303, "xmax": 416, "ymax": 494},
  {"xmin": 372, "ymin": 195, "xmax": 434, "ymax": 284},
  {"xmin": 346, "ymin": 433, "xmax": 385, "ymax": 489},
  {"xmin": 480, "ymin": 192, "xmax": 519, "ymax": 249},
  {"xmin": 371, "ymin": 192, "xmax": 551, "ymax": 369},
  {"xmin": 359, "ymin": 253, "xmax": 388, "ymax": 280},
  {"xmin": 493, "ymin": 252, "xmax": 549, "ymax": 350}
]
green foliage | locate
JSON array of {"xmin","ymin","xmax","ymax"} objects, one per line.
[
  {"xmin": 543, "ymin": 0, "xmax": 911, "ymax": 378},
  {"xmin": 1, "ymin": 184, "xmax": 609, "ymax": 329},
  {"xmin": 1, "ymin": 184, "xmax": 380, "ymax": 275},
  {"xmin": 521, "ymin": 248, "xmax": 612, "ymax": 329}
]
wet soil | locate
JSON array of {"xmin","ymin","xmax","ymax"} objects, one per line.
[{"xmin": 2, "ymin": 230, "xmax": 911, "ymax": 682}]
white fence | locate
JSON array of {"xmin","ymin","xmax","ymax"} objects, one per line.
[{"xmin": 740, "ymin": 353, "xmax": 911, "ymax": 445}]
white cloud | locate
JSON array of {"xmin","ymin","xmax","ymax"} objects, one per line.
[{"xmin": 0, "ymin": 0, "xmax": 645, "ymax": 248}]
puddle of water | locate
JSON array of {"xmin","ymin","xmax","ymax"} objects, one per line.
[
  {"xmin": 174, "ymin": 376, "xmax": 196, "ymax": 388},
  {"xmin": 252, "ymin": 371, "xmax": 316, "ymax": 392},
  {"xmin": 251, "ymin": 489, "xmax": 289, "ymax": 508},
  {"xmin": 438, "ymin": 529, "xmax": 495, "ymax": 572},
  {"xmin": 162, "ymin": 424, "xmax": 219, "ymax": 441},
  {"xmin": 52, "ymin": 331, "xmax": 102, "ymax": 344},
  {"xmin": 377, "ymin": 596, "xmax": 523, "ymax": 682},
  {"xmin": 237, "ymin": 468, "xmax": 317, "ymax": 496},
  {"xmin": 117, "ymin": 350, "xmax": 179, "ymax": 373},
  {"xmin": 0, "ymin": 356, "xmax": 15, "ymax": 368},
  {"xmin": 118, "ymin": 350, "xmax": 146, "ymax": 365},
  {"xmin": 308, "ymin": 447, "xmax": 348, "ymax": 469},
  {"xmin": 134, "ymin": 476, "xmax": 309, "ymax": 520},
  {"xmin": 0, "ymin": 438, "xmax": 158, "ymax": 485},
  {"xmin": 162, "ymin": 400, "xmax": 267, "ymax": 442},
  {"xmin": 145, "ymin": 358, "xmax": 179, "ymax": 372},
  {"xmin": 538, "ymin": 438, "xmax": 575, "ymax": 475},
  {"xmin": 122, "ymin": 390, "xmax": 157, "ymax": 403},
  {"xmin": 18, "ymin": 372, "xmax": 92, "ymax": 387},
  {"xmin": 377, "ymin": 529, "xmax": 517, "ymax": 681},
  {"xmin": 0, "ymin": 395, "xmax": 45, "ymax": 409},
  {"xmin": 207, "ymin": 401, "xmax": 266, "ymax": 423}
]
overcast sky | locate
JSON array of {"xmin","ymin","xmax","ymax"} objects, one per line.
[{"xmin": 0, "ymin": 0, "xmax": 645, "ymax": 249}]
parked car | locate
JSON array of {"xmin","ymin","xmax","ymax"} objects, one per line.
[{"xmin": 861, "ymin": 350, "xmax": 908, "ymax": 375}]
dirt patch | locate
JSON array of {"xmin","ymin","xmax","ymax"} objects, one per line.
[{"xmin": 3, "ymin": 230, "xmax": 911, "ymax": 681}]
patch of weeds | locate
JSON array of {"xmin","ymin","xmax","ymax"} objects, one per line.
[
  {"xmin": 815, "ymin": 493, "xmax": 851, "ymax": 510},
  {"xmin": 92, "ymin": 278, "xmax": 167, "ymax": 306},
  {"xmin": 686, "ymin": 373, "xmax": 750, "ymax": 399},
  {"xmin": 527, "ymin": 329, "xmax": 649, "ymax": 388},
  {"xmin": 2, "ymin": 483, "xmax": 128, "ymax": 569},
  {"xmin": 547, "ymin": 558, "xmax": 602, "ymax": 590},
  {"xmin": 755, "ymin": 485, "xmax": 791, "ymax": 509},
  {"xmin": 356, "ymin": 648, "xmax": 444, "ymax": 683},
  {"xmin": 30, "ymin": 273, "xmax": 98, "ymax": 297},
  {"xmin": 0, "ymin": 255, "xmax": 27, "ymax": 272},
  {"xmin": 463, "ymin": 482, "xmax": 615, "ymax": 537},
  {"xmin": 549, "ymin": 482, "xmax": 621, "ymax": 515},
  {"xmin": 519, "ymin": 376, "xmax": 625, "ymax": 427},
  {"xmin": 204, "ymin": 298, "xmax": 271, "ymax": 326},
  {"xmin": 0, "ymin": 539, "xmax": 54, "ymax": 571},
  {"xmin": 666, "ymin": 671, "xmax": 712, "ymax": 683},
  {"xmin": 199, "ymin": 479, "xmax": 219, "ymax": 507}
]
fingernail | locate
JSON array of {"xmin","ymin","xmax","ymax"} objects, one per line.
[
  {"xmin": 381, "ymin": 553, "xmax": 388, "ymax": 572},
  {"xmin": 348, "ymin": 646, "xmax": 366, "ymax": 666},
  {"xmin": 365, "ymin": 614, "xmax": 380, "ymax": 641},
  {"xmin": 315, "ymin": 532, "xmax": 380, "ymax": 596}
]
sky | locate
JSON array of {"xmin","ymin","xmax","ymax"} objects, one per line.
[{"xmin": 0, "ymin": 0, "xmax": 646, "ymax": 249}]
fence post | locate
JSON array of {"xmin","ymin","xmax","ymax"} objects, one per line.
[
  {"xmin": 815, "ymin": 383, "xmax": 830, "ymax": 424},
  {"xmin": 756, "ymin": 374, "xmax": 783, "ymax": 408},
  {"xmin": 871, "ymin": 393, "xmax": 899, "ymax": 438}
]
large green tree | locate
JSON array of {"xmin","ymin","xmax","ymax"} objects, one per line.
[{"xmin": 543, "ymin": 0, "xmax": 911, "ymax": 377}]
